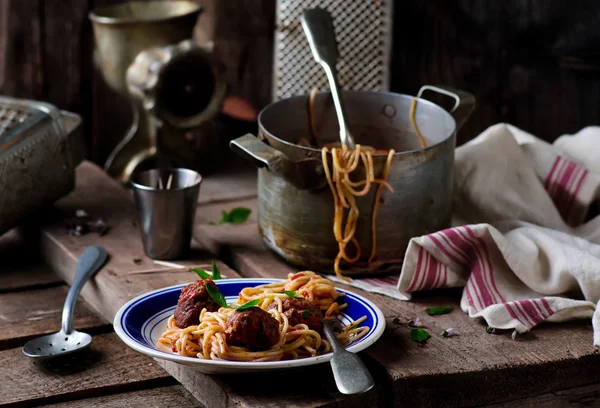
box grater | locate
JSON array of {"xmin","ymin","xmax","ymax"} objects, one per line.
[
  {"xmin": 0, "ymin": 96, "xmax": 84, "ymax": 235},
  {"xmin": 272, "ymin": 0, "xmax": 393, "ymax": 101}
]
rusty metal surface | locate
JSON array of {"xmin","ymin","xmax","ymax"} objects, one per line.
[
  {"xmin": 89, "ymin": 1, "xmax": 202, "ymax": 97},
  {"xmin": 0, "ymin": 96, "xmax": 82, "ymax": 235},
  {"xmin": 90, "ymin": 1, "xmax": 224, "ymax": 183},
  {"xmin": 233, "ymin": 89, "xmax": 475, "ymax": 275}
]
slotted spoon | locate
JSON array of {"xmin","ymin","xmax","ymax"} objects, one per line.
[{"xmin": 22, "ymin": 245, "xmax": 107, "ymax": 359}]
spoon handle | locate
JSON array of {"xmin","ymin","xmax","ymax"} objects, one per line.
[
  {"xmin": 301, "ymin": 8, "xmax": 355, "ymax": 149},
  {"xmin": 322, "ymin": 319, "xmax": 375, "ymax": 394},
  {"xmin": 62, "ymin": 246, "xmax": 108, "ymax": 334}
]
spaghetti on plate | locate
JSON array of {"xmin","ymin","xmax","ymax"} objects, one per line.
[{"xmin": 158, "ymin": 271, "xmax": 369, "ymax": 361}]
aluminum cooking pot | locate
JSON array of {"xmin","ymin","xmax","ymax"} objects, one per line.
[{"xmin": 230, "ymin": 85, "xmax": 475, "ymax": 276}]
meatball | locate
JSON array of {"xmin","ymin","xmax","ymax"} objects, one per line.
[
  {"xmin": 268, "ymin": 297, "xmax": 323, "ymax": 331},
  {"xmin": 174, "ymin": 279, "xmax": 220, "ymax": 328},
  {"xmin": 225, "ymin": 307, "xmax": 280, "ymax": 351}
]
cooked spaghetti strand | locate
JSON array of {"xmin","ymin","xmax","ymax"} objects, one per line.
[
  {"xmin": 410, "ymin": 98, "xmax": 427, "ymax": 149},
  {"xmin": 321, "ymin": 145, "xmax": 395, "ymax": 281},
  {"xmin": 369, "ymin": 149, "xmax": 395, "ymax": 263}
]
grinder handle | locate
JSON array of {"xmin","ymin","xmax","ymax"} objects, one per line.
[{"xmin": 417, "ymin": 85, "xmax": 476, "ymax": 132}]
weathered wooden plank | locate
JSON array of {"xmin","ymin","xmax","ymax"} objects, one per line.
[
  {"xmin": 88, "ymin": 0, "xmax": 135, "ymax": 163},
  {"xmin": 0, "ymin": 262, "xmax": 61, "ymax": 293},
  {"xmin": 38, "ymin": 162, "xmax": 387, "ymax": 408},
  {"xmin": 0, "ymin": 0, "xmax": 44, "ymax": 99},
  {"xmin": 157, "ymin": 359, "xmax": 389, "ymax": 408},
  {"xmin": 198, "ymin": 165, "xmax": 257, "ymax": 205},
  {"xmin": 43, "ymin": 385, "xmax": 206, "ymax": 408},
  {"xmin": 42, "ymin": 0, "xmax": 94, "ymax": 159},
  {"xmin": 193, "ymin": 198, "xmax": 292, "ymax": 280},
  {"xmin": 391, "ymin": 0, "xmax": 600, "ymax": 145},
  {"xmin": 0, "ymin": 285, "xmax": 108, "ymax": 350},
  {"xmin": 193, "ymin": 197, "xmax": 600, "ymax": 407},
  {"xmin": 39, "ymin": 161, "xmax": 228, "ymax": 320},
  {"xmin": 43, "ymin": 0, "xmax": 91, "ymax": 112},
  {"xmin": 0, "ymin": 228, "xmax": 62, "ymax": 292},
  {"xmin": 198, "ymin": 197, "xmax": 258, "ymax": 225},
  {"xmin": 212, "ymin": 0, "xmax": 275, "ymax": 109},
  {"xmin": 0, "ymin": 332, "xmax": 173, "ymax": 408},
  {"xmin": 488, "ymin": 382, "xmax": 600, "ymax": 407}
]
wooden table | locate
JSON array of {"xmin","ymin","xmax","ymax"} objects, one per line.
[{"xmin": 2, "ymin": 161, "xmax": 600, "ymax": 407}]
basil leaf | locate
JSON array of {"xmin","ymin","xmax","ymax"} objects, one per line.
[
  {"xmin": 282, "ymin": 290, "xmax": 297, "ymax": 297},
  {"xmin": 212, "ymin": 207, "xmax": 252, "ymax": 225},
  {"xmin": 211, "ymin": 261, "xmax": 222, "ymax": 280},
  {"xmin": 227, "ymin": 207, "xmax": 252, "ymax": 223},
  {"xmin": 192, "ymin": 268, "xmax": 211, "ymax": 280},
  {"xmin": 301, "ymin": 310, "xmax": 312, "ymax": 319},
  {"xmin": 205, "ymin": 283, "xmax": 227, "ymax": 308},
  {"xmin": 410, "ymin": 328, "xmax": 431, "ymax": 344},
  {"xmin": 424, "ymin": 306, "xmax": 453, "ymax": 316},
  {"xmin": 234, "ymin": 299, "xmax": 260, "ymax": 311}
]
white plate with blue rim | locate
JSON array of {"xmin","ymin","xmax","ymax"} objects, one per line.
[{"xmin": 113, "ymin": 278, "xmax": 386, "ymax": 374}]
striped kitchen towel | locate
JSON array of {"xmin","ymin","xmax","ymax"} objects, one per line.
[{"xmin": 330, "ymin": 123, "xmax": 600, "ymax": 345}]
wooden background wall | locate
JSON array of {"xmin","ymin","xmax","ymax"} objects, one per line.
[{"xmin": 1, "ymin": 0, "xmax": 599, "ymax": 166}]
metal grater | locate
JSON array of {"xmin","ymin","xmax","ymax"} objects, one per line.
[
  {"xmin": 0, "ymin": 108, "xmax": 33, "ymax": 137},
  {"xmin": 0, "ymin": 96, "xmax": 84, "ymax": 235},
  {"xmin": 272, "ymin": 0, "xmax": 393, "ymax": 101}
]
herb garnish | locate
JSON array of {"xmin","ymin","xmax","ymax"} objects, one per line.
[
  {"xmin": 210, "ymin": 207, "xmax": 252, "ymax": 225},
  {"xmin": 348, "ymin": 323, "xmax": 359, "ymax": 331},
  {"xmin": 425, "ymin": 306, "xmax": 453, "ymax": 316},
  {"xmin": 236, "ymin": 299, "xmax": 261, "ymax": 311},
  {"xmin": 192, "ymin": 261, "xmax": 222, "ymax": 280},
  {"xmin": 301, "ymin": 310, "xmax": 312, "ymax": 319},
  {"xmin": 282, "ymin": 290, "xmax": 297, "ymax": 297},
  {"xmin": 206, "ymin": 283, "xmax": 228, "ymax": 307},
  {"xmin": 410, "ymin": 328, "xmax": 431, "ymax": 344},
  {"xmin": 192, "ymin": 268, "xmax": 211, "ymax": 280},
  {"xmin": 205, "ymin": 282, "xmax": 259, "ymax": 311},
  {"xmin": 211, "ymin": 261, "xmax": 221, "ymax": 280}
]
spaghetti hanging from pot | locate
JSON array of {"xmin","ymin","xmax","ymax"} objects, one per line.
[{"xmin": 303, "ymin": 89, "xmax": 426, "ymax": 281}]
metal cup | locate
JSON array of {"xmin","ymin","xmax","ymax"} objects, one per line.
[{"xmin": 130, "ymin": 168, "xmax": 201, "ymax": 260}]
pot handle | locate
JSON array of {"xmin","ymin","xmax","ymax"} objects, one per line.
[
  {"xmin": 230, "ymin": 133, "xmax": 288, "ymax": 171},
  {"xmin": 229, "ymin": 134, "xmax": 326, "ymax": 190},
  {"xmin": 417, "ymin": 85, "xmax": 475, "ymax": 131}
]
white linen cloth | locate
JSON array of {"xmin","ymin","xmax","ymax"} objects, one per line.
[{"xmin": 328, "ymin": 123, "xmax": 600, "ymax": 345}]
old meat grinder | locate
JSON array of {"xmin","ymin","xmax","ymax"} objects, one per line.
[{"xmin": 90, "ymin": 1, "xmax": 226, "ymax": 183}]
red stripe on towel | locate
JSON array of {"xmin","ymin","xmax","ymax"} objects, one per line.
[
  {"xmin": 406, "ymin": 247, "xmax": 425, "ymax": 293},
  {"xmin": 544, "ymin": 156, "xmax": 561, "ymax": 190},
  {"xmin": 540, "ymin": 298, "xmax": 554, "ymax": 316}
]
